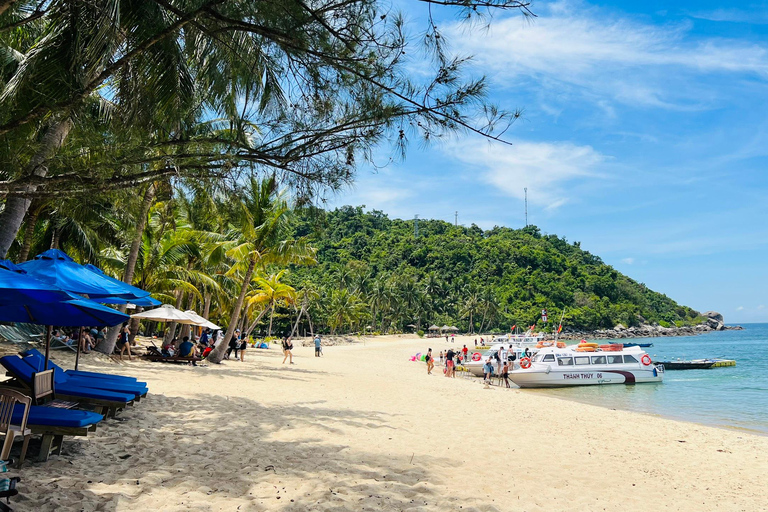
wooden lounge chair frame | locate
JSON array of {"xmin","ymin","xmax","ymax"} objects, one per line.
[
  {"xmin": 29, "ymin": 370, "xmax": 101, "ymax": 462},
  {"xmin": 0, "ymin": 389, "xmax": 31, "ymax": 468},
  {"xmin": 2, "ymin": 366, "xmax": 132, "ymax": 419}
]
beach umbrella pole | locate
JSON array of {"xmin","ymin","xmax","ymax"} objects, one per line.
[
  {"xmin": 74, "ymin": 326, "xmax": 83, "ymax": 371},
  {"xmin": 44, "ymin": 325, "xmax": 52, "ymax": 368}
]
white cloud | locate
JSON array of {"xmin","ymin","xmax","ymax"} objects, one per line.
[
  {"xmin": 621, "ymin": 257, "xmax": 635, "ymax": 265},
  {"xmin": 447, "ymin": 1, "xmax": 768, "ymax": 108},
  {"xmin": 445, "ymin": 138, "xmax": 606, "ymax": 208},
  {"xmin": 689, "ymin": 8, "xmax": 768, "ymax": 25},
  {"xmin": 736, "ymin": 306, "xmax": 745, "ymax": 311},
  {"xmin": 759, "ymin": 305, "xmax": 766, "ymax": 310}
]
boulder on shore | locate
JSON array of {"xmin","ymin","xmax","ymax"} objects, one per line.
[{"xmin": 703, "ymin": 311, "xmax": 724, "ymax": 323}]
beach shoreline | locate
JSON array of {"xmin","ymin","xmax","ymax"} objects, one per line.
[{"xmin": 4, "ymin": 335, "xmax": 767, "ymax": 511}]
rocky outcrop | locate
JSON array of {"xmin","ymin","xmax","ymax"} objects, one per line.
[{"xmin": 558, "ymin": 311, "xmax": 742, "ymax": 340}]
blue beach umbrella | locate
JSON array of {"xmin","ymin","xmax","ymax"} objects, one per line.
[
  {"xmin": 0, "ymin": 266, "xmax": 130, "ymax": 366},
  {"xmin": 81, "ymin": 264, "xmax": 159, "ymax": 306},
  {"xmin": 19, "ymin": 249, "xmax": 135, "ymax": 299}
]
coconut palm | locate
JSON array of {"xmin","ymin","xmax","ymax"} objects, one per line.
[
  {"xmin": 246, "ymin": 270, "xmax": 297, "ymax": 338},
  {"xmin": 206, "ymin": 177, "xmax": 315, "ymax": 363}
]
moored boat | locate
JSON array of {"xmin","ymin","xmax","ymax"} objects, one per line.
[{"xmin": 509, "ymin": 345, "xmax": 664, "ymax": 388}]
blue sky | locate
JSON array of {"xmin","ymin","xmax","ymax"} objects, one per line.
[{"xmin": 328, "ymin": 0, "xmax": 768, "ymax": 324}]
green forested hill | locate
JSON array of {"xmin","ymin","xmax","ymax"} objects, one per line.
[{"xmin": 288, "ymin": 206, "xmax": 703, "ymax": 334}]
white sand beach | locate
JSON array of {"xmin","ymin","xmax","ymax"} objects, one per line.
[{"xmin": 7, "ymin": 335, "xmax": 768, "ymax": 511}]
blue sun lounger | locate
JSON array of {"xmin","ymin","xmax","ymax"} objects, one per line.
[
  {"xmin": 12, "ymin": 404, "xmax": 103, "ymax": 462},
  {"xmin": 20, "ymin": 352, "xmax": 148, "ymax": 399},
  {"xmin": 20, "ymin": 349, "xmax": 142, "ymax": 385},
  {"xmin": 1, "ymin": 355, "xmax": 134, "ymax": 417}
]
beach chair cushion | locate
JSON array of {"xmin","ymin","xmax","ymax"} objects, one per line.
[
  {"xmin": 13, "ymin": 404, "xmax": 103, "ymax": 428},
  {"xmin": 21, "ymin": 349, "xmax": 142, "ymax": 384},
  {"xmin": 20, "ymin": 352, "xmax": 148, "ymax": 396},
  {"xmin": 1, "ymin": 356, "xmax": 134, "ymax": 404}
]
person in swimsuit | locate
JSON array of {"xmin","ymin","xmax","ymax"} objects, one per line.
[
  {"xmin": 239, "ymin": 334, "xmax": 248, "ymax": 362},
  {"xmin": 501, "ymin": 361, "xmax": 510, "ymax": 388},
  {"xmin": 117, "ymin": 325, "xmax": 132, "ymax": 360},
  {"xmin": 282, "ymin": 336, "xmax": 294, "ymax": 364},
  {"xmin": 426, "ymin": 348, "xmax": 434, "ymax": 375}
]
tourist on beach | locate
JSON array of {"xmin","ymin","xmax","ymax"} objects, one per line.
[
  {"xmin": 439, "ymin": 350, "xmax": 444, "ymax": 364},
  {"xmin": 282, "ymin": 336, "xmax": 294, "ymax": 364},
  {"xmin": 200, "ymin": 328, "xmax": 209, "ymax": 346},
  {"xmin": 462, "ymin": 345, "xmax": 468, "ymax": 362},
  {"xmin": 497, "ymin": 346, "xmax": 507, "ymax": 374},
  {"xmin": 445, "ymin": 334, "xmax": 448, "ymax": 342},
  {"xmin": 226, "ymin": 329, "xmax": 241, "ymax": 359},
  {"xmin": 78, "ymin": 328, "xmax": 94, "ymax": 353},
  {"xmin": 483, "ymin": 358, "xmax": 494, "ymax": 383},
  {"xmin": 162, "ymin": 338, "xmax": 175, "ymax": 357},
  {"xmin": 445, "ymin": 348, "xmax": 455, "ymax": 377},
  {"xmin": 239, "ymin": 333, "xmax": 248, "ymax": 362},
  {"xmin": 179, "ymin": 336, "xmax": 195, "ymax": 357},
  {"xmin": 314, "ymin": 334, "xmax": 322, "ymax": 357},
  {"xmin": 118, "ymin": 325, "xmax": 132, "ymax": 360},
  {"xmin": 474, "ymin": 338, "xmax": 477, "ymax": 347},
  {"xmin": 426, "ymin": 348, "xmax": 434, "ymax": 375},
  {"xmin": 501, "ymin": 361, "xmax": 510, "ymax": 388}
]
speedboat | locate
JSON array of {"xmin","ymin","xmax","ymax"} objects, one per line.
[
  {"xmin": 508, "ymin": 343, "xmax": 664, "ymax": 388},
  {"xmin": 463, "ymin": 343, "xmax": 540, "ymax": 377}
]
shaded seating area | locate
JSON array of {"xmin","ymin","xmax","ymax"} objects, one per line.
[
  {"xmin": 1, "ymin": 356, "xmax": 135, "ymax": 418},
  {"xmin": 142, "ymin": 353, "xmax": 202, "ymax": 364},
  {"xmin": 19, "ymin": 350, "xmax": 148, "ymax": 399},
  {"xmin": 0, "ymin": 375, "xmax": 104, "ymax": 464},
  {"xmin": 0, "ymin": 250, "xmax": 154, "ymax": 471}
]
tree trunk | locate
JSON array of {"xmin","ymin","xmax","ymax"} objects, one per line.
[
  {"xmin": 128, "ymin": 307, "xmax": 143, "ymax": 344},
  {"xmin": 290, "ymin": 304, "xmax": 305, "ymax": 338},
  {"xmin": 0, "ymin": 119, "xmax": 72, "ymax": 258},
  {"xmin": 97, "ymin": 183, "xmax": 156, "ymax": 355},
  {"xmin": 267, "ymin": 304, "xmax": 275, "ymax": 337},
  {"xmin": 306, "ymin": 309, "xmax": 315, "ymax": 337},
  {"xmin": 0, "ymin": 0, "xmax": 19, "ymax": 17},
  {"xmin": 203, "ymin": 294, "xmax": 211, "ymax": 319},
  {"xmin": 244, "ymin": 308, "xmax": 268, "ymax": 338},
  {"xmin": 165, "ymin": 292, "xmax": 185, "ymax": 343},
  {"xmin": 50, "ymin": 227, "xmax": 60, "ymax": 249},
  {"xmin": 17, "ymin": 200, "xmax": 42, "ymax": 262},
  {"xmin": 207, "ymin": 258, "xmax": 256, "ymax": 364}
]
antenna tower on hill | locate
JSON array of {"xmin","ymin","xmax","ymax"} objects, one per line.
[{"xmin": 525, "ymin": 188, "xmax": 528, "ymax": 227}]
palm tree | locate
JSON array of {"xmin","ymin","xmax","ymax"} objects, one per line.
[
  {"xmin": 327, "ymin": 288, "xmax": 366, "ymax": 335},
  {"xmin": 207, "ymin": 177, "xmax": 315, "ymax": 364},
  {"xmin": 246, "ymin": 270, "xmax": 297, "ymax": 337}
]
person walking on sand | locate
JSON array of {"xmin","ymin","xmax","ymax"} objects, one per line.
[
  {"xmin": 117, "ymin": 325, "xmax": 132, "ymax": 360},
  {"xmin": 239, "ymin": 333, "xmax": 248, "ymax": 362},
  {"xmin": 462, "ymin": 344, "xmax": 468, "ymax": 362},
  {"xmin": 282, "ymin": 336, "xmax": 294, "ymax": 364},
  {"xmin": 314, "ymin": 334, "xmax": 322, "ymax": 357},
  {"xmin": 439, "ymin": 350, "xmax": 444, "ymax": 364},
  {"xmin": 426, "ymin": 348, "xmax": 434, "ymax": 375}
]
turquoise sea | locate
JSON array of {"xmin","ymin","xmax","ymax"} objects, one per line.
[{"xmin": 532, "ymin": 323, "xmax": 768, "ymax": 434}]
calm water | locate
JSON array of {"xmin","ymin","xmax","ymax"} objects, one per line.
[{"xmin": 531, "ymin": 323, "xmax": 768, "ymax": 434}]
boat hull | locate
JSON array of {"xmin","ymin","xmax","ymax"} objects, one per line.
[{"xmin": 509, "ymin": 366, "xmax": 663, "ymax": 388}]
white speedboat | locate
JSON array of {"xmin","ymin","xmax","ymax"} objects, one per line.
[
  {"xmin": 463, "ymin": 343, "xmax": 540, "ymax": 377},
  {"xmin": 509, "ymin": 344, "xmax": 664, "ymax": 388}
]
